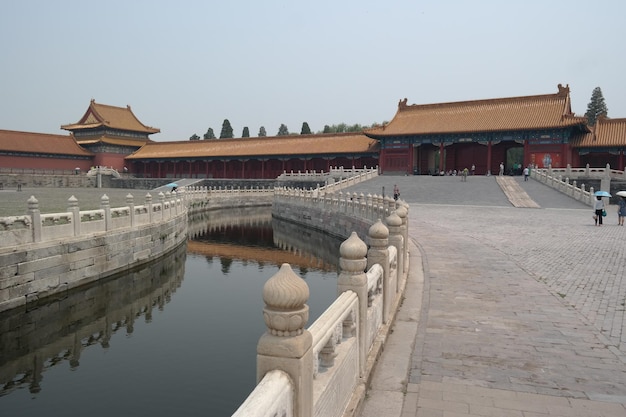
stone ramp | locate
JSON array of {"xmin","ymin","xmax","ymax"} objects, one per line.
[
  {"xmin": 152, "ymin": 178, "xmax": 204, "ymax": 193},
  {"xmin": 495, "ymin": 176, "xmax": 541, "ymax": 208}
]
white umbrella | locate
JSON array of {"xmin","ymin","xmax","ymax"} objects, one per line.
[{"xmin": 616, "ymin": 190, "xmax": 626, "ymax": 197}]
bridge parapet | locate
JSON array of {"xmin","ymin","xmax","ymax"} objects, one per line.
[
  {"xmin": 531, "ymin": 163, "xmax": 625, "ymax": 206},
  {"xmin": 233, "ymin": 203, "xmax": 408, "ymax": 417}
]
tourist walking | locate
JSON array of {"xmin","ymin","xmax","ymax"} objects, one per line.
[
  {"xmin": 523, "ymin": 166, "xmax": 529, "ymax": 181},
  {"xmin": 393, "ymin": 184, "xmax": 400, "ymax": 200},
  {"xmin": 499, "ymin": 162, "xmax": 504, "ymax": 176},
  {"xmin": 594, "ymin": 196, "xmax": 605, "ymax": 226},
  {"xmin": 618, "ymin": 196, "xmax": 626, "ymax": 226}
]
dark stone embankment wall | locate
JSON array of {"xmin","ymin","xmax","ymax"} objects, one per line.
[
  {"xmin": 272, "ymin": 200, "xmax": 372, "ymax": 242},
  {"xmin": 0, "ymin": 212, "xmax": 187, "ymax": 313}
]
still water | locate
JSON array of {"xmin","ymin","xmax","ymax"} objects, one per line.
[{"xmin": 0, "ymin": 208, "xmax": 342, "ymax": 416}]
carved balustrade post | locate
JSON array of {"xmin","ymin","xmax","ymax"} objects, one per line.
[
  {"xmin": 337, "ymin": 232, "xmax": 368, "ymax": 376},
  {"xmin": 67, "ymin": 195, "xmax": 80, "ymax": 236},
  {"xmin": 367, "ymin": 220, "xmax": 391, "ymax": 323},
  {"xmin": 28, "ymin": 195, "xmax": 41, "ymax": 243},
  {"xmin": 145, "ymin": 193, "xmax": 153, "ymax": 223},
  {"xmin": 158, "ymin": 192, "xmax": 166, "ymax": 221},
  {"xmin": 100, "ymin": 194, "xmax": 111, "ymax": 231},
  {"xmin": 386, "ymin": 211, "xmax": 404, "ymax": 293},
  {"xmin": 395, "ymin": 203, "xmax": 409, "ymax": 275},
  {"xmin": 257, "ymin": 263, "xmax": 313, "ymax": 417},
  {"xmin": 126, "ymin": 194, "xmax": 135, "ymax": 227}
]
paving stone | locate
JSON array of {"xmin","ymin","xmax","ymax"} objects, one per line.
[{"xmin": 351, "ymin": 176, "xmax": 626, "ymax": 417}]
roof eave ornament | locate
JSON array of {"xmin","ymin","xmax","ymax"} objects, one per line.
[{"xmin": 398, "ymin": 98, "xmax": 408, "ymax": 110}]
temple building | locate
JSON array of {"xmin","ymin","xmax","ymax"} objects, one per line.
[
  {"xmin": 571, "ymin": 116, "xmax": 626, "ymax": 170},
  {"xmin": 1, "ymin": 85, "xmax": 625, "ymax": 178},
  {"xmin": 366, "ymin": 84, "xmax": 592, "ymax": 175},
  {"xmin": 124, "ymin": 133, "xmax": 379, "ymax": 179},
  {"xmin": 0, "ymin": 129, "xmax": 93, "ymax": 172},
  {"xmin": 61, "ymin": 99, "xmax": 160, "ymax": 171}
]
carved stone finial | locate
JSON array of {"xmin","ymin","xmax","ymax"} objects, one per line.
[
  {"xmin": 262, "ymin": 263, "xmax": 310, "ymax": 337},
  {"xmin": 386, "ymin": 211, "xmax": 402, "ymax": 228},
  {"xmin": 339, "ymin": 232, "xmax": 368, "ymax": 275},
  {"xmin": 368, "ymin": 219, "xmax": 389, "ymax": 241},
  {"xmin": 67, "ymin": 195, "xmax": 78, "ymax": 208}
]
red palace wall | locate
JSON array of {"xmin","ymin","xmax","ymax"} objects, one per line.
[
  {"xmin": 0, "ymin": 155, "xmax": 92, "ymax": 172},
  {"xmin": 93, "ymin": 153, "xmax": 129, "ymax": 171}
]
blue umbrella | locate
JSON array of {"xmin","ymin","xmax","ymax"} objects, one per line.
[
  {"xmin": 594, "ymin": 190, "xmax": 611, "ymax": 197},
  {"xmin": 166, "ymin": 182, "xmax": 178, "ymax": 187}
]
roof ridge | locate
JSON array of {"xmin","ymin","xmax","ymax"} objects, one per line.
[{"xmin": 398, "ymin": 92, "xmax": 565, "ymax": 113}]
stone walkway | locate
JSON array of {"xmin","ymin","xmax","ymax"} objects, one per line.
[{"xmin": 345, "ymin": 175, "xmax": 626, "ymax": 417}]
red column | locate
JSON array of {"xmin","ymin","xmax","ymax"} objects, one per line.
[
  {"xmin": 408, "ymin": 144, "xmax": 414, "ymax": 174},
  {"xmin": 439, "ymin": 143, "xmax": 445, "ymax": 173},
  {"xmin": 487, "ymin": 141, "xmax": 493, "ymax": 175}
]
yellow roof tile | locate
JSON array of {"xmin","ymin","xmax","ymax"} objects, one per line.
[
  {"xmin": 366, "ymin": 84, "xmax": 587, "ymax": 137},
  {"xmin": 126, "ymin": 133, "xmax": 379, "ymax": 159},
  {"xmin": 571, "ymin": 117, "xmax": 626, "ymax": 148},
  {"xmin": 0, "ymin": 129, "xmax": 93, "ymax": 156},
  {"xmin": 61, "ymin": 100, "xmax": 160, "ymax": 134}
]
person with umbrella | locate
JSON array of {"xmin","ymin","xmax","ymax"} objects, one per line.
[
  {"xmin": 617, "ymin": 191, "xmax": 626, "ymax": 226},
  {"xmin": 593, "ymin": 191, "xmax": 610, "ymax": 226}
]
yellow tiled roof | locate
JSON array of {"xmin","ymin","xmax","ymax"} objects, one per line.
[
  {"xmin": 366, "ymin": 84, "xmax": 587, "ymax": 137},
  {"xmin": 571, "ymin": 117, "xmax": 626, "ymax": 148},
  {"xmin": 75, "ymin": 135, "xmax": 151, "ymax": 148},
  {"xmin": 61, "ymin": 100, "xmax": 160, "ymax": 134},
  {"xmin": 126, "ymin": 133, "xmax": 379, "ymax": 159},
  {"xmin": 0, "ymin": 129, "xmax": 93, "ymax": 156}
]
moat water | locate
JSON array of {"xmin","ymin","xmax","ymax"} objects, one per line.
[{"xmin": 0, "ymin": 208, "xmax": 342, "ymax": 416}]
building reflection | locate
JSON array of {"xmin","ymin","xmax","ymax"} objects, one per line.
[
  {"xmin": 0, "ymin": 243, "xmax": 187, "ymax": 397},
  {"xmin": 0, "ymin": 207, "xmax": 341, "ymax": 397},
  {"xmin": 187, "ymin": 207, "xmax": 340, "ymax": 272}
]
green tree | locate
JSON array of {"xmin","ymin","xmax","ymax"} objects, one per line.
[
  {"xmin": 203, "ymin": 128, "xmax": 216, "ymax": 139},
  {"xmin": 300, "ymin": 122, "xmax": 311, "ymax": 135},
  {"xmin": 242, "ymin": 127, "xmax": 250, "ymax": 137},
  {"xmin": 219, "ymin": 119, "xmax": 234, "ymax": 139},
  {"xmin": 258, "ymin": 126, "xmax": 267, "ymax": 137},
  {"xmin": 585, "ymin": 87, "xmax": 608, "ymax": 126},
  {"xmin": 322, "ymin": 125, "xmax": 331, "ymax": 134},
  {"xmin": 189, "ymin": 133, "xmax": 200, "ymax": 141},
  {"xmin": 277, "ymin": 124, "xmax": 289, "ymax": 136}
]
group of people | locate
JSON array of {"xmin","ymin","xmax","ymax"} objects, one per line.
[{"xmin": 594, "ymin": 195, "xmax": 626, "ymax": 226}]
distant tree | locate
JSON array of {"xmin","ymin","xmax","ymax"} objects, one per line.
[
  {"xmin": 277, "ymin": 124, "xmax": 289, "ymax": 136},
  {"xmin": 300, "ymin": 122, "xmax": 311, "ymax": 135},
  {"xmin": 258, "ymin": 126, "xmax": 267, "ymax": 137},
  {"xmin": 242, "ymin": 127, "xmax": 250, "ymax": 137},
  {"xmin": 189, "ymin": 133, "xmax": 200, "ymax": 141},
  {"xmin": 585, "ymin": 87, "xmax": 608, "ymax": 126},
  {"xmin": 203, "ymin": 128, "xmax": 216, "ymax": 139},
  {"xmin": 219, "ymin": 119, "xmax": 234, "ymax": 139},
  {"xmin": 318, "ymin": 122, "xmax": 381, "ymax": 134}
]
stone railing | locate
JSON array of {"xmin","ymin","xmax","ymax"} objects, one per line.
[
  {"xmin": 529, "ymin": 164, "xmax": 626, "ymax": 206},
  {"xmin": 0, "ymin": 191, "xmax": 185, "ymax": 247},
  {"xmin": 233, "ymin": 199, "xmax": 409, "ymax": 417},
  {"xmin": 278, "ymin": 166, "xmax": 378, "ymax": 179},
  {"xmin": 0, "ymin": 189, "xmax": 220, "ymax": 312},
  {"xmin": 183, "ymin": 185, "xmax": 274, "ymax": 213},
  {"xmin": 533, "ymin": 163, "xmax": 625, "ymax": 181},
  {"xmin": 273, "ymin": 187, "xmax": 401, "ymax": 241}
]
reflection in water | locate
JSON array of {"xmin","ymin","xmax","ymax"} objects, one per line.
[
  {"xmin": 187, "ymin": 207, "xmax": 341, "ymax": 274},
  {"xmin": 0, "ymin": 206, "xmax": 341, "ymax": 416},
  {"xmin": 0, "ymin": 243, "xmax": 187, "ymax": 398}
]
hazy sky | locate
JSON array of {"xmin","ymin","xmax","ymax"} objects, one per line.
[{"xmin": 1, "ymin": 0, "xmax": 624, "ymax": 141}]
